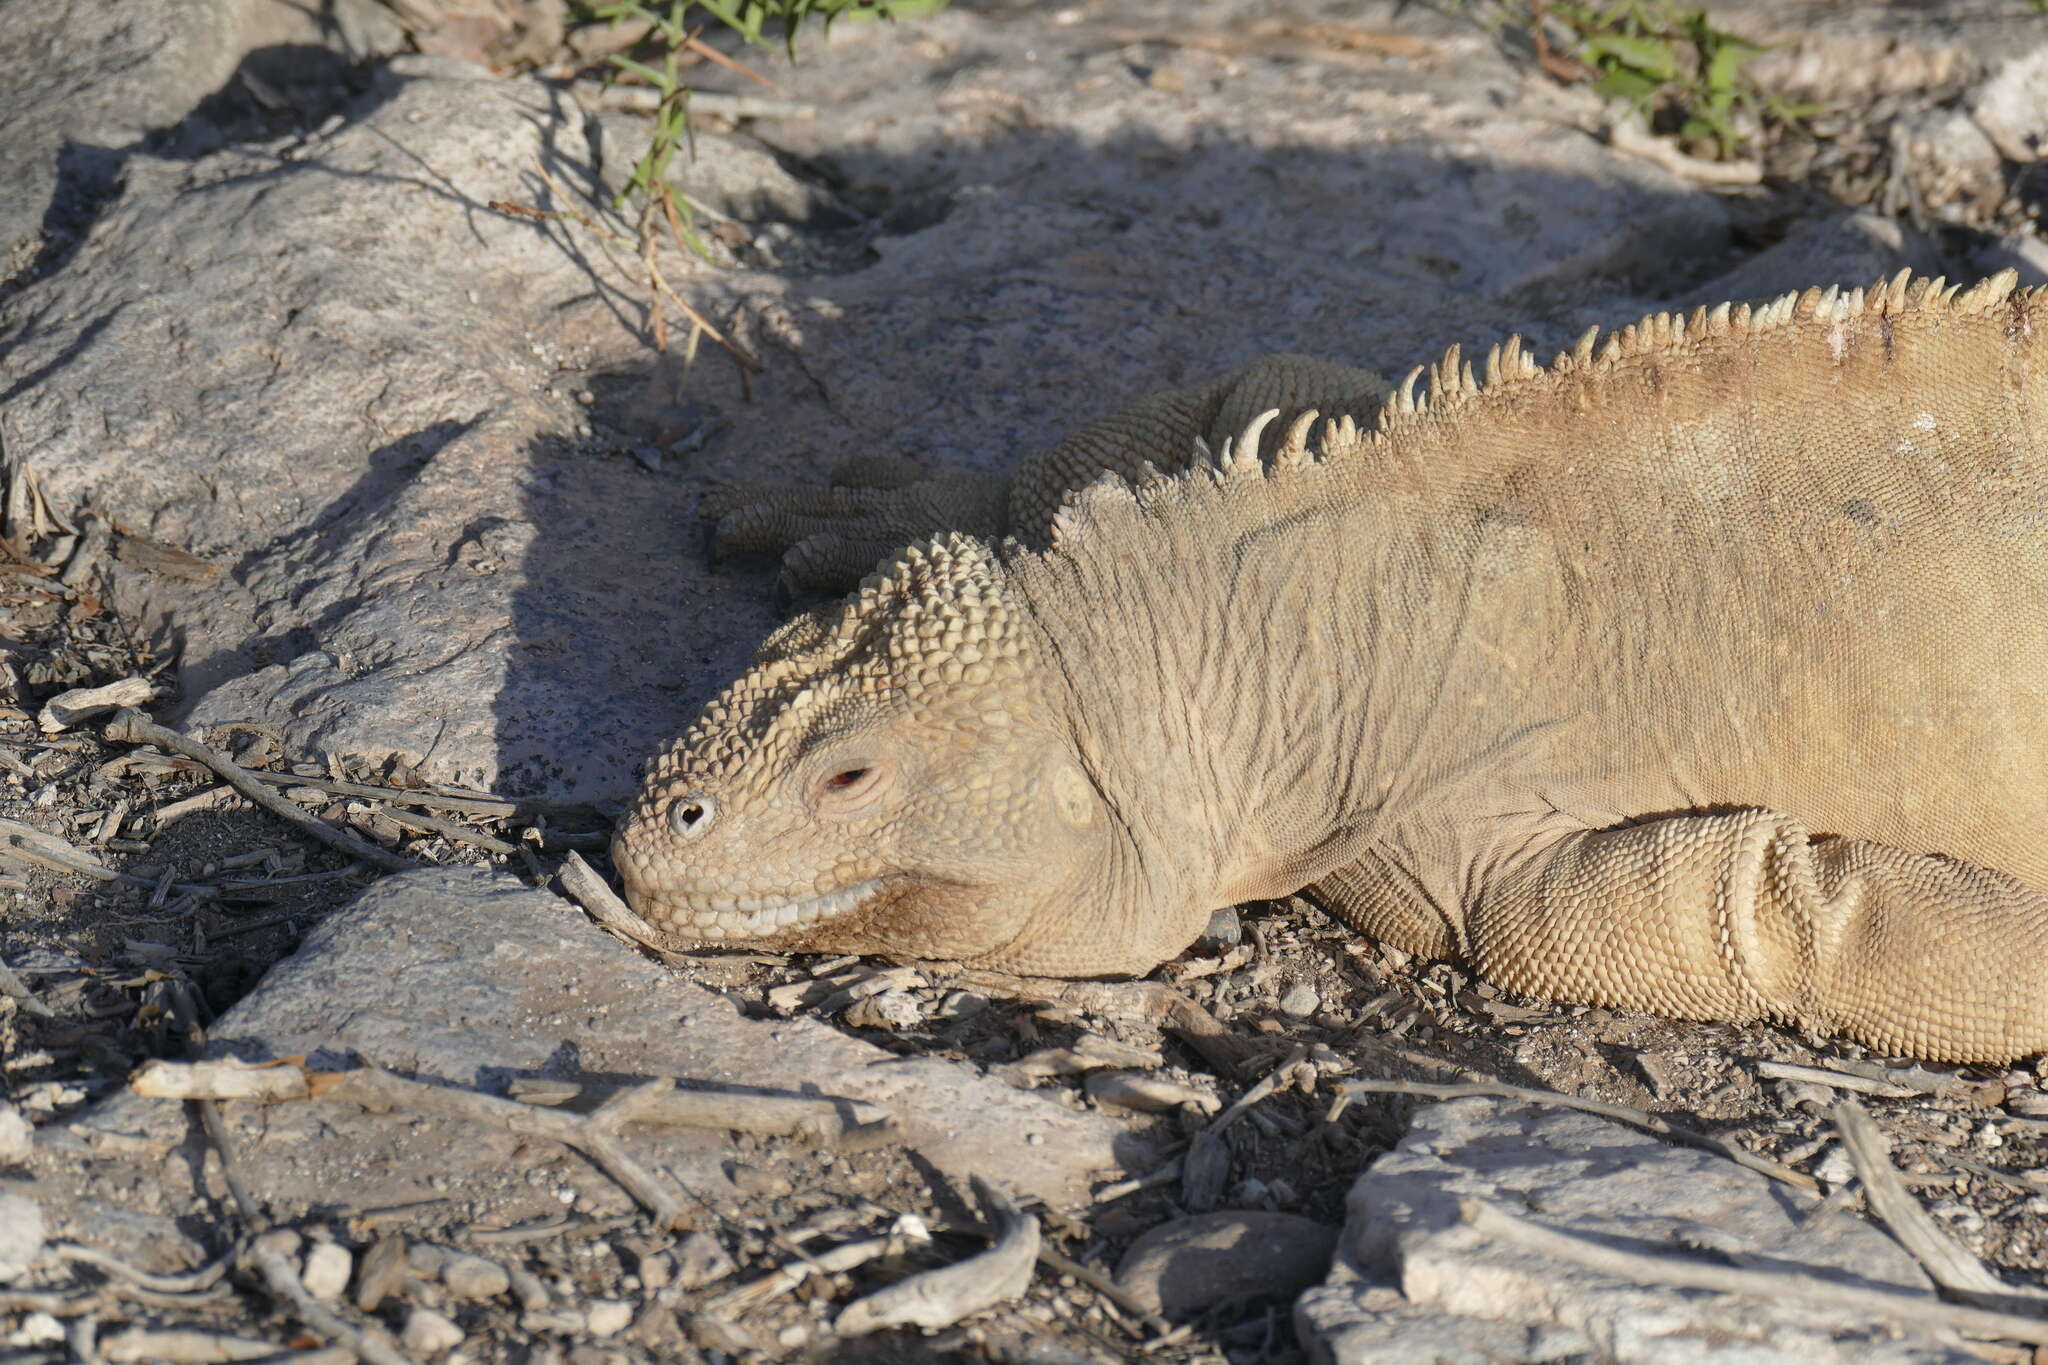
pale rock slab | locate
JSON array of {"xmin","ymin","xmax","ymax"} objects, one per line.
[
  {"xmin": 1296, "ymin": 1097, "xmax": 1973, "ymax": 1364},
  {"xmin": 65, "ymin": 869, "xmax": 1146, "ymax": 1212}
]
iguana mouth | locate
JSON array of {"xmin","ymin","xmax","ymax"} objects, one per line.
[{"xmin": 670, "ymin": 877, "xmax": 883, "ymax": 939}]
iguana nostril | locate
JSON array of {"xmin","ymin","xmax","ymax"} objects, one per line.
[{"xmin": 669, "ymin": 795, "xmax": 715, "ymax": 839}]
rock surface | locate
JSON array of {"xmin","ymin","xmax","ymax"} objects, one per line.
[
  {"xmin": 1117, "ymin": 1210, "xmax": 1339, "ymax": 1318},
  {"xmin": 1295, "ymin": 1097, "xmax": 1970, "ymax": 1364},
  {"xmin": 64, "ymin": 869, "xmax": 1144, "ymax": 1215}
]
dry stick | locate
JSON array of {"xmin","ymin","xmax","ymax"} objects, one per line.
[
  {"xmin": 244, "ymin": 1237, "xmax": 412, "ymax": 1365},
  {"xmin": 0, "ymin": 950, "xmax": 54, "ymax": 1018},
  {"xmin": 324, "ymin": 1065, "xmax": 691, "ymax": 1231},
  {"xmin": 103, "ymin": 710, "xmax": 413, "ymax": 874},
  {"xmin": 836, "ymin": 1177, "xmax": 1039, "ymax": 1336},
  {"xmin": 1756, "ymin": 1060, "xmax": 1915, "ymax": 1099},
  {"xmin": 592, "ymin": 1076, "xmax": 900, "ymax": 1152},
  {"xmin": 372, "ymin": 804, "xmax": 516, "ymax": 855},
  {"xmin": 556, "ymin": 851, "xmax": 684, "ymax": 958},
  {"xmin": 51, "ymin": 1244, "xmax": 232, "ymax": 1294},
  {"xmin": 1032, "ymin": 1242, "xmax": 1178, "ymax": 1340},
  {"xmin": 231, "ymin": 768, "xmax": 583, "ymax": 821},
  {"xmin": 0, "ymin": 816, "xmax": 219, "ymax": 898},
  {"xmin": 1459, "ymin": 1195, "xmax": 2048, "ymax": 1346},
  {"xmin": 1182, "ymin": 1046, "xmax": 1311, "ymax": 1211},
  {"xmin": 1340, "ymin": 1077, "xmax": 1819, "ymax": 1193},
  {"xmin": 1832, "ymin": 1098, "xmax": 2048, "ymax": 1311}
]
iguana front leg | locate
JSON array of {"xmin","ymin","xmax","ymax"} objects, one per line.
[
  {"xmin": 1446, "ymin": 811, "xmax": 2048, "ymax": 1063},
  {"xmin": 704, "ymin": 354, "xmax": 1392, "ymax": 594}
]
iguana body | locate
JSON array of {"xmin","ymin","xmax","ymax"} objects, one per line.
[{"xmin": 616, "ymin": 270, "xmax": 2048, "ymax": 1063}]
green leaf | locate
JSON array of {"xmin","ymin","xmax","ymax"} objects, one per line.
[
  {"xmin": 1579, "ymin": 32, "xmax": 1681, "ymax": 79},
  {"xmin": 1592, "ymin": 66, "xmax": 1662, "ymax": 102}
]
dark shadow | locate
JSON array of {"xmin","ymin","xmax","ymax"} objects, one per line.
[{"xmin": 2, "ymin": 41, "xmax": 386, "ymax": 364}]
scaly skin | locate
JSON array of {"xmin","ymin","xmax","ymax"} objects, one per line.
[{"xmin": 616, "ymin": 270, "xmax": 2048, "ymax": 1062}]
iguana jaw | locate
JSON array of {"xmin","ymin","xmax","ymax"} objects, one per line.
[{"xmin": 639, "ymin": 876, "xmax": 886, "ymax": 940}]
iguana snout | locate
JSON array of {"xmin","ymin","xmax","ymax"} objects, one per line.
[{"xmin": 612, "ymin": 534, "xmax": 1151, "ymax": 969}]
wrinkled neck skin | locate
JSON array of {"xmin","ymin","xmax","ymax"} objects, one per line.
[{"xmin": 1008, "ymin": 482, "xmax": 1488, "ymax": 959}]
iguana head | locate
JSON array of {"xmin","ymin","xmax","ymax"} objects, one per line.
[{"xmin": 613, "ymin": 534, "xmax": 1169, "ymax": 973}]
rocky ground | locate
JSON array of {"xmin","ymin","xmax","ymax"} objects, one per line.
[{"xmin": 9, "ymin": 0, "xmax": 2048, "ymax": 1362}]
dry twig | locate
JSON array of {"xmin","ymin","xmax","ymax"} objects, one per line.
[
  {"xmin": 836, "ymin": 1178, "xmax": 1039, "ymax": 1336},
  {"xmin": 1833, "ymin": 1098, "xmax": 2048, "ymax": 1312},
  {"xmin": 103, "ymin": 710, "xmax": 413, "ymax": 873},
  {"xmin": 556, "ymin": 851, "xmax": 680, "ymax": 957}
]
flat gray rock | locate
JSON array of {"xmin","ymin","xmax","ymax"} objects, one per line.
[
  {"xmin": 67, "ymin": 869, "xmax": 1145, "ymax": 1215},
  {"xmin": 1296, "ymin": 1097, "xmax": 1970, "ymax": 1365},
  {"xmin": 1116, "ymin": 1210, "xmax": 1338, "ymax": 1318},
  {"xmin": 0, "ymin": 0, "xmax": 404, "ymax": 270}
]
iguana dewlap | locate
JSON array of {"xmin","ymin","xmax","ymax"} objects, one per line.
[{"xmin": 616, "ymin": 270, "xmax": 2048, "ymax": 1063}]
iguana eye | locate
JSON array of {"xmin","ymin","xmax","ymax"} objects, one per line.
[
  {"xmin": 813, "ymin": 761, "xmax": 891, "ymax": 814},
  {"xmin": 667, "ymin": 795, "xmax": 715, "ymax": 839}
]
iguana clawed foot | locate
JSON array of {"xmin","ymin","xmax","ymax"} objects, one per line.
[{"xmin": 703, "ymin": 456, "xmax": 1010, "ymax": 594}]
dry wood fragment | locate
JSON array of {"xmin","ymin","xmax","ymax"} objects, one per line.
[
  {"xmin": 103, "ymin": 710, "xmax": 413, "ymax": 873},
  {"xmin": 836, "ymin": 1178, "xmax": 1039, "ymax": 1336},
  {"xmin": 369, "ymin": 803, "xmax": 516, "ymax": 855},
  {"xmin": 1460, "ymin": 1195, "xmax": 2048, "ymax": 1346},
  {"xmin": 0, "ymin": 951, "xmax": 53, "ymax": 1019},
  {"xmin": 1832, "ymin": 1098, "xmax": 2048, "ymax": 1313},
  {"xmin": 592, "ymin": 1077, "xmax": 899, "ymax": 1151},
  {"xmin": 132, "ymin": 1058, "xmax": 313, "ymax": 1103},
  {"xmin": 1341, "ymin": 1076, "xmax": 1819, "ymax": 1192},
  {"xmin": 1183, "ymin": 1046, "xmax": 1311, "ymax": 1211},
  {"xmin": 557, "ymin": 850, "xmax": 681, "ymax": 956},
  {"xmin": 51, "ymin": 1243, "xmax": 232, "ymax": 1294},
  {"xmin": 39, "ymin": 677, "xmax": 152, "ymax": 733},
  {"xmin": 1757, "ymin": 1060, "xmax": 1917, "ymax": 1098},
  {"xmin": 707, "ymin": 1228, "xmax": 920, "ymax": 1317},
  {"xmin": 0, "ymin": 815, "xmax": 218, "ymax": 898},
  {"xmin": 98, "ymin": 1328, "xmax": 284, "ymax": 1362},
  {"xmin": 150, "ymin": 784, "xmax": 241, "ymax": 827},
  {"xmin": 1608, "ymin": 111, "xmax": 1764, "ymax": 186}
]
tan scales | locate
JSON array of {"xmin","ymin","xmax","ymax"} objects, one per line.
[{"xmin": 615, "ymin": 269, "xmax": 2048, "ymax": 1063}]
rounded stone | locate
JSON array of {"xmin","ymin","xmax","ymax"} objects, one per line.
[
  {"xmin": 440, "ymin": 1251, "xmax": 510, "ymax": 1300},
  {"xmin": 401, "ymin": 1307, "xmax": 464, "ymax": 1357},
  {"xmin": 1115, "ymin": 1211, "xmax": 1337, "ymax": 1318}
]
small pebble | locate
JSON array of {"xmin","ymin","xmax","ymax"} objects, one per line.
[
  {"xmin": 1199, "ymin": 906, "xmax": 1243, "ymax": 950},
  {"xmin": 1277, "ymin": 982, "xmax": 1320, "ymax": 1017},
  {"xmin": 584, "ymin": 1299, "xmax": 634, "ymax": 1338},
  {"xmin": 354, "ymin": 1237, "xmax": 408, "ymax": 1312},
  {"xmin": 442, "ymin": 1252, "xmax": 511, "ymax": 1301},
  {"xmin": 726, "ymin": 1163, "xmax": 793, "ymax": 1198},
  {"xmin": 672, "ymin": 1231, "xmax": 736, "ymax": 1290},
  {"xmin": 401, "ymin": 1307, "xmax": 465, "ymax": 1357},
  {"xmin": 0, "ymin": 1105, "xmax": 31, "ymax": 1164},
  {"xmin": 301, "ymin": 1241, "xmax": 353, "ymax": 1301},
  {"xmin": 8, "ymin": 1311, "xmax": 63, "ymax": 1346}
]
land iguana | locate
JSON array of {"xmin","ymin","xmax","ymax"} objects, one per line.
[{"xmin": 614, "ymin": 269, "xmax": 2048, "ymax": 1064}]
